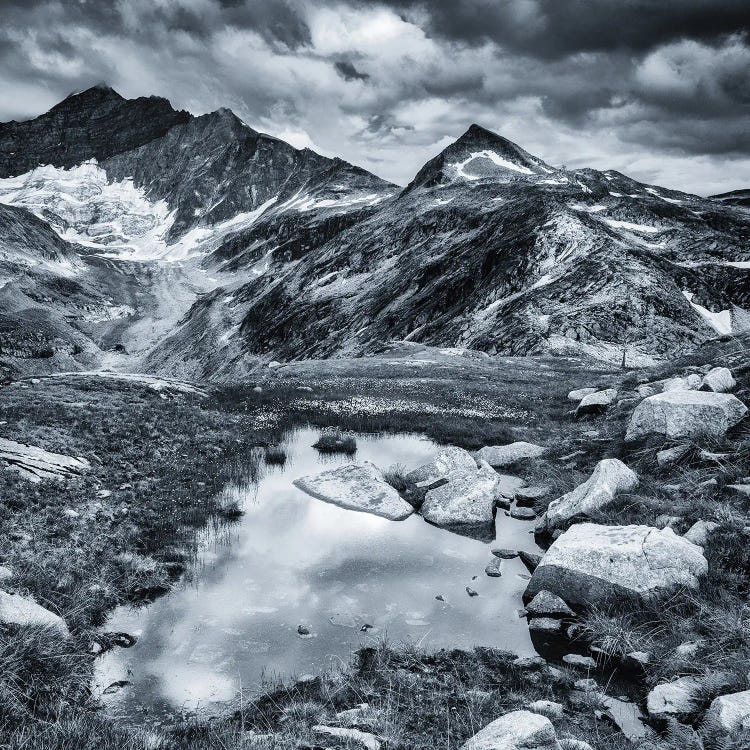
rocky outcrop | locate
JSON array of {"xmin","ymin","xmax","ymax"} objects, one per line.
[
  {"xmin": 0, "ymin": 438, "xmax": 90, "ymax": 483},
  {"xmin": 313, "ymin": 725, "xmax": 380, "ymax": 750},
  {"xmin": 626, "ymin": 391, "xmax": 747, "ymax": 441},
  {"xmin": 525, "ymin": 590, "xmax": 575, "ymax": 618},
  {"xmin": 568, "ymin": 387, "xmax": 597, "ymax": 402},
  {"xmin": 525, "ymin": 523, "xmax": 707, "ymax": 610},
  {"xmin": 474, "ymin": 442, "xmax": 546, "ymax": 467},
  {"xmin": 541, "ymin": 459, "xmax": 638, "ymax": 532},
  {"xmin": 459, "ymin": 710, "xmax": 561, "ymax": 750},
  {"xmin": 0, "ymin": 590, "xmax": 69, "ymax": 637},
  {"xmin": 293, "ymin": 462, "xmax": 414, "ymax": 521}
]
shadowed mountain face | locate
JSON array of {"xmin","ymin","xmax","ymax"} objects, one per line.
[{"xmin": 0, "ymin": 89, "xmax": 749, "ymax": 380}]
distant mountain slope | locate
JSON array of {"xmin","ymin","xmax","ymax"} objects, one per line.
[
  {"xmin": 148, "ymin": 125, "xmax": 750, "ymax": 378},
  {"xmin": 0, "ymin": 90, "xmax": 748, "ymax": 380},
  {"xmin": 711, "ymin": 189, "xmax": 750, "ymax": 208}
]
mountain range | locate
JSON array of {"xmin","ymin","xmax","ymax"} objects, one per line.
[{"xmin": 0, "ymin": 85, "xmax": 748, "ymax": 381}]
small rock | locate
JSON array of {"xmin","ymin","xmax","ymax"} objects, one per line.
[
  {"xmin": 515, "ymin": 485, "xmax": 550, "ymax": 507},
  {"xmin": 574, "ymin": 678, "xmax": 599, "ymax": 692},
  {"xmin": 0, "ymin": 566, "xmax": 13, "ymax": 582},
  {"xmin": 474, "ymin": 442, "xmax": 547, "ymax": 467},
  {"xmin": 563, "ymin": 654, "xmax": 596, "ymax": 670},
  {"xmin": 491, "ymin": 547, "xmax": 517, "ymax": 559},
  {"xmin": 675, "ymin": 640, "xmax": 702, "ymax": 657},
  {"xmin": 656, "ymin": 444, "xmax": 691, "ymax": 467},
  {"xmin": 252, "ymin": 386, "xmax": 263, "ymax": 393},
  {"xmin": 435, "ymin": 594, "xmax": 445, "ymax": 602},
  {"xmin": 0, "ymin": 591, "xmax": 69, "ymax": 637},
  {"xmin": 526, "ymin": 590, "xmax": 575, "ymax": 618},
  {"xmin": 62, "ymin": 508, "xmax": 80, "ymax": 518},
  {"xmin": 513, "ymin": 655, "xmax": 547, "ymax": 669},
  {"xmin": 96, "ymin": 489, "xmax": 112, "ymax": 499},
  {"xmin": 459, "ymin": 710, "xmax": 559, "ymax": 750},
  {"xmin": 313, "ymin": 725, "xmax": 380, "ymax": 750},
  {"xmin": 700, "ymin": 367, "xmax": 736, "ymax": 393},
  {"xmin": 568, "ymin": 387, "xmax": 598, "ymax": 402},
  {"xmin": 485, "ymin": 558, "xmax": 503, "ymax": 577},
  {"xmin": 529, "ymin": 617, "xmax": 562, "ymax": 633},
  {"xmin": 267, "ymin": 361, "xmax": 282, "ymax": 369},
  {"xmin": 558, "ymin": 740, "xmax": 594, "ymax": 750},
  {"xmin": 511, "ymin": 506, "xmax": 537, "ymax": 520},
  {"xmin": 297, "ymin": 624, "xmax": 312, "ymax": 636},
  {"xmin": 466, "ymin": 587, "xmax": 479, "ymax": 597},
  {"xmin": 527, "ymin": 700, "xmax": 564, "ymax": 719},
  {"xmin": 728, "ymin": 484, "xmax": 750, "ymax": 498},
  {"xmin": 624, "ymin": 651, "xmax": 651, "ymax": 671}
]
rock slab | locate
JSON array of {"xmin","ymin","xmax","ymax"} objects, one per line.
[
  {"xmin": 294, "ymin": 462, "xmax": 414, "ymax": 521},
  {"xmin": 0, "ymin": 590, "xmax": 69, "ymax": 637},
  {"xmin": 474, "ymin": 442, "xmax": 547, "ymax": 467}
]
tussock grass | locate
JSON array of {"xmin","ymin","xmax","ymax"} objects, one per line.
[
  {"xmin": 313, "ymin": 429, "xmax": 357, "ymax": 454},
  {"xmin": 263, "ymin": 444, "xmax": 287, "ymax": 465}
]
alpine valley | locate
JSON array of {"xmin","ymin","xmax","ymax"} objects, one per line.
[{"xmin": 1, "ymin": 85, "xmax": 748, "ymax": 381}]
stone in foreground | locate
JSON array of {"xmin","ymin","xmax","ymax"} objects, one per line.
[
  {"xmin": 683, "ymin": 519, "xmax": 720, "ymax": 547},
  {"xmin": 646, "ymin": 676, "xmax": 702, "ymax": 720},
  {"xmin": 474, "ymin": 441, "xmax": 547, "ymax": 467},
  {"xmin": 0, "ymin": 590, "xmax": 70, "ymax": 637},
  {"xmin": 543, "ymin": 459, "xmax": 638, "ymax": 531},
  {"xmin": 705, "ymin": 690, "xmax": 750, "ymax": 735},
  {"xmin": 0, "ymin": 437, "xmax": 90, "ymax": 483},
  {"xmin": 405, "ymin": 446, "xmax": 477, "ymax": 484},
  {"xmin": 459, "ymin": 710, "xmax": 561, "ymax": 750},
  {"xmin": 525, "ymin": 523, "xmax": 707, "ymax": 610},
  {"xmin": 625, "ymin": 391, "xmax": 747, "ymax": 441},
  {"xmin": 294, "ymin": 462, "xmax": 414, "ymax": 521}
]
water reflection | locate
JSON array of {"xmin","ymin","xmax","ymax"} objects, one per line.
[{"xmin": 94, "ymin": 428, "xmax": 538, "ymax": 721}]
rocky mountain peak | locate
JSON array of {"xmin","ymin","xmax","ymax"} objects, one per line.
[
  {"xmin": 405, "ymin": 123, "xmax": 556, "ymax": 193},
  {"xmin": 51, "ymin": 84, "xmax": 125, "ymax": 112}
]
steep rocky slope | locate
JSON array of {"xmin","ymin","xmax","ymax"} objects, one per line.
[
  {"xmin": 149, "ymin": 125, "xmax": 750, "ymax": 377},
  {"xmin": 0, "ymin": 91, "xmax": 748, "ymax": 380}
]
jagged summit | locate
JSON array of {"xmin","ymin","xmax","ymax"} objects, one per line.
[
  {"xmin": 53, "ymin": 84, "xmax": 125, "ymax": 110},
  {"xmin": 405, "ymin": 123, "xmax": 556, "ymax": 192}
]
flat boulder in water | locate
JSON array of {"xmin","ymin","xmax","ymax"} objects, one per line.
[
  {"xmin": 420, "ymin": 461, "xmax": 522, "ymax": 537},
  {"xmin": 525, "ymin": 523, "xmax": 707, "ymax": 610},
  {"xmin": 293, "ymin": 462, "xmax": 414, "ymax": 521}
]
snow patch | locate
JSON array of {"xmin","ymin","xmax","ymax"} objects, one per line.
[
  {"xmin": 646, "ymin": 187, "xmax": 683, "ymax": 205},
  {"xmin": 569, "ymin": 203, "xmax": 607, "ymax": 213},
  {"xmin": 682, "ymin": 291, "xmax": 732, "ymax": 335},
  {"xmin": 603, "ymin": 219, "xmax": 661, "ymax": 234},
  {"xmin": 451, "ymin": 150, "xmax": 534, "ymax": 181}
]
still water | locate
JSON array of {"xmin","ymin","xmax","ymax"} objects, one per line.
[{"xmin": 94, "ymin": 428, "xmax": 540, "ymax": 721}]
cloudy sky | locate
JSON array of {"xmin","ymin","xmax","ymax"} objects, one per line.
[{"xmin": 2, "ymin": 0, "xmax": 749, "ymax": 195}]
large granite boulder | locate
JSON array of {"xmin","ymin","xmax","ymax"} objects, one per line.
[
  {"xmin": 543, "ymin": 459, "xmax": 638, "ymax": 532},
  {"xmin": 568, "ymin": 387, "xmax": 597, "ymax": 402},
  {"xmin": 625, "ymin": 391, "xmax": 747, "ymax": 441},
  {"xmin": 405, "ymin": 447, "xmax": 477, "ymax": 484},
  {"xmin": 705, "ymin": 690, "xmax": 750, "ymax": 735},
  {"xmin": 700, "ymin": 367, "xmax": 736, "ymax": 393},
  {"xmin": 459, "ymin": 710, "xmax": 561, "ymax": 750},
  {"xmin": 525, "ymin": 523, "xmax": 707, "ymax": 610},
  {"xmin": 294, "ymin": 462, "xmax": 414, "ymax": 521},
  {"xmin": 0, "ymin": 590, "xmax": 70, "ymax": 637},
  {"xmin": 420, "ymin": 462, "xmax": 521, "ymax": 537},
  {"xmin": 474, "ymin": 442, "xmax": 546, "ymax": 467}
]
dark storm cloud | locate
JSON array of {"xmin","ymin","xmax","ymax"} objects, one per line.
[
  {"xmin": 379, "ymin": 0, "xmax": 750, "ymax": 59},
  {"xmin": 334, "ymin": 60, "xmax": 370, "ymax": 81},
  {"xmin": 0, "ymin": 0, "xmax": 747, "ymax": 193}
]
